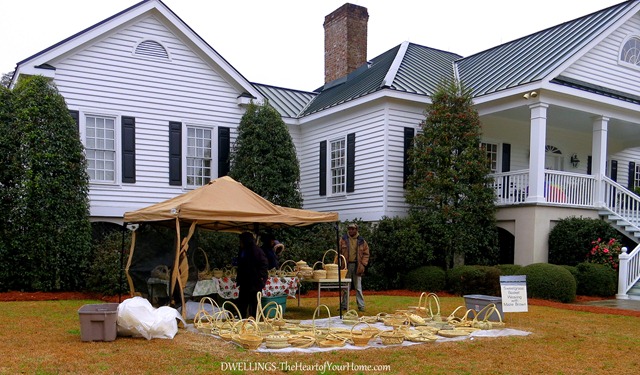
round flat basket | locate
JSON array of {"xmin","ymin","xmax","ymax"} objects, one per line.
[
  {"xmin": 265, "ymin": 333, "xmax": 291, "ymax": 349},
  {"xmin": 288, "ymin": 335, "xmax": 316, "ymax": 348},
  {"xmin": 379, "ymin": 331, "xmax": 404, "ymax": 345},
  {"xmin": 406, "ymin": 332, "xmax": 439, "ymax": 343},
  {"xmin": 317, "ymin": 339, "xmax": 346, "ymax": 348}
]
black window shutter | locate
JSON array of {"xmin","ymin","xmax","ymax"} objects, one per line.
[
  {"xmin": 169, "ymin": 121, "xmax": 182, "ymax": 186},
  {"xmin": 628, "ymin": 161, "xmax": 636, "ymax": 190},
  {"xmin": 217, "ymin": 127, "xmax": 230, "ymax": 177},
  {"xmin": 319, "ymin": 141, "xmax": 327, "ymax": 196},
  {"xmin": 501, "ymin": 143, "xmax": 511, "ymax": 172},
  {"xmin": 611, "ymin": 160, "xmax": 618, "ymax": 182},
  {"xmin": 69, "ymin": 110, "xmax": 79, "ymax": 132},
  {"xmin": 587, "ymin": 156, "xmax": 592, "ymax": 175},
  {"xmin": 403, "ymin": 127, "xmax": 415, "ymax": 186},
  {"xmin": 121, "ymin": 116, "xmax": 136, "ymax": 183},
  {"xmin": 346, "ymin": 133, "xmax": 355, "ymax": 193}
]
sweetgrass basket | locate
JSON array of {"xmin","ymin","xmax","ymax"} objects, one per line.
[
  {"xmin": 379, "ymin": 330, "xmax": 404, "ymax": 345},
  {"xmin": 350, "ymin": 321, "xmax": 374, "ymax": 347}
]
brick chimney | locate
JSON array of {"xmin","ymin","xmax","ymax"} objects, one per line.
[{"xmin": 324, "ymin": 3, "xmax": 368, "ymax": 84}]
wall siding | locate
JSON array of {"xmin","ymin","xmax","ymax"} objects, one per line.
[
  {"xmin": 53, "ymin": 16, "xmax": 245, "ymax": 218},
  {"xmin": 385, "ymin": 104, "xmax": 427, "ymax": 216},
  {"xmin": 298, "ymin": 105, "xmax": 387, "ymax": 220},
  {"xmin": 561, "ymin": 14, "xmax": 640, "ymax": 98}
]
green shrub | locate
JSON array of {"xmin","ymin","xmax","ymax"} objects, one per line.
[
  {"xmin": 495, "ymin": 264, "xmax": 523, "ymax": 276},
  {"xmin": 85, "ymin": 230, "xmax": 130, "ymax": 296},
  {"xmin": 520, "ymin": 263, "xmax": 576, "ymax": 302},
  {"xmin": 548, "ymin": 217, "xmax": 620, "ymax": 266},
  {"xmin": 404, "ymin": 266, "xmax": 446, "ymax": 292},
  {"xmin": 446, "ymin": 265, "xmax": 500, "ymax": 296},
  {"xmin": 561, "ymin": 265, "xmax": 578, "ymax": 282},
  {"xmin": 366, "ymin": 216, "xmax": 434, "ymax": 290},
  {"xmin": 575, "ymin": 262, "xmax": 617, "ymax": 297}
]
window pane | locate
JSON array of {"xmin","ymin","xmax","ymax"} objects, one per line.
[
  {"xmin": 330, "ymin": 138, "xmax": 346, "ymax": 194},
  {"xmin": 186, "ymin": 125, "xmax": 213, "ymax": 187},
  {"xmin": 86, "ymin": 115, "xmax": 117, "ymax": 182}
]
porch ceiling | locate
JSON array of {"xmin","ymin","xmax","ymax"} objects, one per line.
[{"xmin": 487, "ymin": 105, "xmax": 640, "ymax": 144}]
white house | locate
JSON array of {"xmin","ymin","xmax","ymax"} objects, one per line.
[{"xmin": 10, "ymin": 0, "xmax": 640, "ymax": 297}]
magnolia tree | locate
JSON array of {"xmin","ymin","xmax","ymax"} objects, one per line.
[
  {"xmin": 406, "ymin": 80, "xmax": 498, "ymax": 269},
  {"xmin": 0, "ymin": 76, "xmax": 91, "ymax": 291},
  {"xmin": 229, "ymin": 101, "xmax": 302, "ymax": 208}
]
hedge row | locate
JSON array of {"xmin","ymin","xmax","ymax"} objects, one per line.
[{"xmin": 402, "ymin": 262, "xmax": 617, "ymax": 303}]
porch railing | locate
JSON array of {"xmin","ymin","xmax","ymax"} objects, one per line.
[
  {"xmin": 602, "ymin": 176, "xmax": 640, "ymax": 228},
  {"xmin": 602, "ymin": 177, "xmax": 640, "ymax": 298},
  {"xmin": 618, "ymin": 246, "xmax": 640, "ymax": 299},
  {"xmin": 490, "ymin": 170, "xmax": 596, "ymax": 207},
  {"xmin": 491, "ymin": 170, "xmax": 528, "ymax": 205}
]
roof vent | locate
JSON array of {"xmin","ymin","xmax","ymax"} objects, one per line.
[{"xmin": 134, "ymin": 40, "xmax": 169, "ymax": 59}]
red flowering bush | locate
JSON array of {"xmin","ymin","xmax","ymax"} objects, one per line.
[{"xmin": 587, "ymin": 238, "xmax": 622, "ymax": 270}]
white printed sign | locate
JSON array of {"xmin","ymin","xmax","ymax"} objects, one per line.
[{"xmin": 500, "ymin": 275, "xmax": 528, "ymax": 312}]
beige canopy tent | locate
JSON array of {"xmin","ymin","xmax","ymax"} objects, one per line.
[{"xmin": 122, "ymin": 176, "xmax": 339, "ymax": 315}]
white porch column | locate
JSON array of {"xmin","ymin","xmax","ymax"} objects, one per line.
[
  {"xmin": 592, "ymin": 116, "xmax": 609, "ymax": 207},
  {"xmin": 527, "ymin": 103, "xmax": 549, "ymax": 203}
]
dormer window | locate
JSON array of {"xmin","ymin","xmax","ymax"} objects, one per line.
[
  {"xmin": 134, "ymin": 40, "xmax": 169, "ymax": 60},
  {"xmin": 620, "ymin": 36, "xmax": 640, "ymax": 66}
]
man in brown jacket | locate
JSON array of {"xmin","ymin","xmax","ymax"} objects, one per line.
[{"xmin": 339, "ymin": 223, "xmax": 370, "ymax": 311}]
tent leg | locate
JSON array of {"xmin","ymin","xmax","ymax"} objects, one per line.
[
  {"xmin": 335, "ymin": 222, "xmax": 342, "ymax": 318},
  {"xmin": 119, "ymin": 223, "xmax": 127, "ymax": 303}
]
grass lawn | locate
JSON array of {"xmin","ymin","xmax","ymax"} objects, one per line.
[{"xmin": 0, "ymin": 294, "xmax": 638, "ymax": 374}]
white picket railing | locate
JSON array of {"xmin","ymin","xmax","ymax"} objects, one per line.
[
  {"xmin": 618, "ymin": 246, "xmax": 640, "ymax": 299},
  {"xmin": 490, "ymin": 170, "xmax": 596, "ymax": 206},
  {"xmin": 491, "ymin": 171, "xmax": 640, "ymax": 299},
  {"xmin": 490, "ymin": 170, "xmax": 528, "ymax": 205},
  {"xmin": 602, "ymin": 176, "xmax": 640, "ymax": 228}
]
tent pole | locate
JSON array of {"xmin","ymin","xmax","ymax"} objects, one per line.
[{"xmin": 335, "ymin": 222, "xmax": 342, "ymax": 318}]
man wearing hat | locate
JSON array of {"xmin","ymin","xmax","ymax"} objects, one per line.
[{"xmin": 339, "ymin": 223, "xmax": 370, "ymax": 312}]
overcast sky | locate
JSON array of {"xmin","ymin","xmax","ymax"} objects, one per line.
[{"xmin": 1, "ymin": 0, "xmax": 625, "ymax": 91}]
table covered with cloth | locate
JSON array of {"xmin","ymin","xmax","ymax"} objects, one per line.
[{"xmin": 194, "ymin": 276, "xmax": 298, "ymax": 299}]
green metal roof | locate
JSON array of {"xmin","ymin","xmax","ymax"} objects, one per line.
[
  {"xmin": 457, "ymin": 1, "xmax": 636, "ymax": 96},
  {"xmin": 254, "ymin": 0, "xmax": 638, "ymax": 119},
  {"xmin": 253, "ymin": 84, "xmax": 316, "ymax": 118}
]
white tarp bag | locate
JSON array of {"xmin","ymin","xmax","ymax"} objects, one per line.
[{"xmin": 116, "ymin": 297, "xmax": 185, "ymax": 340}]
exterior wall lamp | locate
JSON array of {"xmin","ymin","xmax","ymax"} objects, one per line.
[{"xmin": 570, "ymin": 153, "xmax": 580, "ymax": 168}]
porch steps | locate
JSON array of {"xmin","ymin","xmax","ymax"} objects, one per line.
[
  {"xmin": 598, "ymin": 211, "xmax": 640, "ymax": 242},
  {"xmin": 627, "ymin": 283, "xmax": 640, "ymax": 300}
]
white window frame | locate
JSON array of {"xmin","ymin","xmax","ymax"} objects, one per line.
[
  {"xmin": 329, "ymin": 136, "xmax": 347, "ymax": 195},
  {"xmin": 634, "ymin": 163, "xmax": 640, "ymax": 190},
  {"xmin": 481, "ymin": 141, "xmax": 499, "ymax": 173},
  {"xmin": 619, "ymin": 35, "xmax": 640, "ymax": 69},
  {"xmin": 80, "ymin": 112, "xmax": 120, "ymax": 185},
  {"xmin": 184, "ymin": 123, "xmax": 216, "ymax": 188}
]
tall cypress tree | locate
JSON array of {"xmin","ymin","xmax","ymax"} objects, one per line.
[
  {"xmin": 229, "ymin": 101, "xmax": 302, "ymax": 208},
  {"xmin": 406, "ymin": 80, "xmax": 498, "ymax": 269},
  {"xmin": 8, "ymin": 76, "xmax": 92, "ymax": 291}
]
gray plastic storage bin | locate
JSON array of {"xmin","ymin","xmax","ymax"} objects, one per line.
[
  {"xmin": 463, "ymin": 294, "xmax": 503, "ymax": 322},
  {"xmin": 78, "ymin": 303, "xmax": 119, "ymax": 342}
]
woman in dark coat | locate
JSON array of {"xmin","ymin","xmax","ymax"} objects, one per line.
[{"xmin": 235, "ymin": 232, "xmax": 269, "ymax": 319}]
